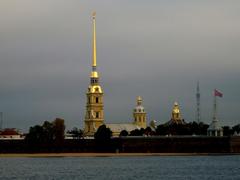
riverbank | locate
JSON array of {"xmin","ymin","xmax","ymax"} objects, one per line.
[{"xmin": 1, "ymin": 152, "xmax": 240, "ymax": 158}]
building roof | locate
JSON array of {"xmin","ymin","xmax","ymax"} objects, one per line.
[
  {"xmin": 208, "ymin": 121, "xmax": 223, "ymax": 131},
  {"xmin": 0, "ymin": 128, "xmax": 20, "ymax": 136},
  {"xmin": 165, "ymin": 119, "xmax": 186, "ymax": 125},
  {"xmin": 106, "ymin": 123, "xmax": 140, "ymax": 133}
]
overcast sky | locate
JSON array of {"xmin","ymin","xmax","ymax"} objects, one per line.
[{"xmin": 0, "ymin": 0, "xmax": 239, "ymax": 132}]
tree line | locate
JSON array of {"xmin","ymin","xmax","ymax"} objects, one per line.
[
  {"xmin": 25, "ymin": 119, "xmax": 240, "ymax": 143},
  {"xmin": 25, "ymin": 118, "xmax": 65, "ymax": 144},
  {"xmin": 94, "ymin": 122, "xmax": 240, "ymax": 139}
]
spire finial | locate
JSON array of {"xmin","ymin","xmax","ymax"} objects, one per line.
[
  {"xmin": 92, "ymin": 11, "xmax": 97, "ymax": 67},
  {"xmin": 92, "ymin": 11, "xmax": 96, "ymax": 18},
  {"xmin": 137, "ymin": 96, "xmax": 142, "ymax": 105}
]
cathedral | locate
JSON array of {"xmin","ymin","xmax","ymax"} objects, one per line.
[{"xmin": 84, "ymin": 13, "xmax": 147, "ymax": 137}]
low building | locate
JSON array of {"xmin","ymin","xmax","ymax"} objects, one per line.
[
  {"xmin": 106, "ymin": 96, "xmax": 147, "ymax": 137},
  {"xmin": 106, "ymin": 123, "xmax": 140, "ymax": 137},
  {"xmin": 0, "ymin": 128, "xmax": 23, "ymax": 140},
  {"xmin": 207, "ymin": 121, "xmax": 223, "ymax": 136}
]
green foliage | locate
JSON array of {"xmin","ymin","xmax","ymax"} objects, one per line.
[
  {"xmin": 222, "ymin": 126, "xmax": 233, "ymax": 136},
  {"xmin": 232, "ymin": 124, "xmax": 240, "ymax": 134},
  {"xmin": 26, "ymin": 125, "xmax": 44, "ymax": 144},
  {"xmin": 119, "ymin": 130, "xmax": 128, "ymax": 137},
  {"xmin": 94, "ymin": 125, "xmax": 112, "ymax": 140},
  {"xmin": 129, "ymin": 128, "xmax": 145, "ymax": 136},
  {"xmin": 144, "ymin": 126, "xmax": 155, "ymax": 136},
  {"xmin": 156, "ymin": 121, "xmax": 209, "ymax": 136},
  {"xmin": 25, "ymin": 118, "xmax": 65, "ymax": 144}
]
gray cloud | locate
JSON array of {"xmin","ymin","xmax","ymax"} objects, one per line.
[{"xmin": 0, "ymin": 0, "xmax": 239, "ymax": 132}]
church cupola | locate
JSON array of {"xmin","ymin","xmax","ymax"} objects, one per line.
[
  {"xmin": 172, "ymin": 102, "xmax": 181, "ymax": 121},
  {"xmin": 133, "ymin": 96, "xmax": 147, "ymax": 128}
]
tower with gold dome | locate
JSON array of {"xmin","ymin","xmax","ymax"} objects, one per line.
[
  {"xmin": 133, "ymin": 96, "xmax": 147, "ymax": 129},
  {"xmin": 84, "ymin": 12, "xmax": 104, "ymax": 136},
  {"xmin": 166, "ymin": 102, "xmax": 185, "ymax": 125},
  {"xmin": 172, "ymin": 102, "xmax": 181, "ymax": 122}
]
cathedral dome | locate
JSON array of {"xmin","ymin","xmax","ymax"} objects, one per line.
[
  {"xmin": 171, "ymin": 101, "xmax": 182, "ymax": 121},
  {"xmin": 172, "ymin": 102, "xmax": 180, "ymax": 114},
  {"xmin": 134, "ymin": 96, "xmax": 145, "ymax": 113}
]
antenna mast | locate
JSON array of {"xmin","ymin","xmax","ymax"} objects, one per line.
[
  {"xmin": 0, "ymin": 112, "xmax": 3, "ymax": 130},
  {"xmin": 196, "ymin": 81, "xmax": 201, "ymax": 123}
]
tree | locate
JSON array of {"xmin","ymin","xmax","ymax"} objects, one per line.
[
  {"xmin": 25, "ymin": 125, "xmax": 44, "ymax": 144},
  {"xmin": 156, "ymin": 124, "xmax": 168, "ymax": 135},
  {"xmin": 42, "ymin": 121, "xmax": 54, "ymax": 143},
  {"xmin": 25, "ymin": 118, "xmax": 66, "ymax": 144},
  {"xmin": 223, "ymin": 126, "xmax": 233, "ymax": 136},
  {"xmin": 94, "ymin": 125, "xmax": 112, "ymax": 140},
  {"xmin": 144, "ymin": 127, "xmax": 153, "ymax": 136},
  {"xmin": 155, "ymin": 121, "xmax": 210, "ymax": 136},
  {"xmin": 129, "ymin": 128, "xmax": 144, "ymax": 136},
  {"xmin": 232, "ymin": 124, "xmax": 240, "ymax": 134},
  {"xmin": 119, "ymin": 130, "xmax": 128, "ymax": 137}
]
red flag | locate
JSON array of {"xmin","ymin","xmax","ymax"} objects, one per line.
[{"xmin": 214, "ymin": 89, "xmax": 223, "ymax": 97}]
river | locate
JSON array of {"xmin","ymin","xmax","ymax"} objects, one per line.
[{"xmin": 0, "ymin": 155, "xmax": 240, "ymax": 179}]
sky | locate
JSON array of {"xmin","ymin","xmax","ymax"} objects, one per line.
[{"xmin": 0, "ymin": 0, "xmax": 240, "ymax": 132}]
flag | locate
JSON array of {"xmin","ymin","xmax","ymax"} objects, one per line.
[{"xmin": 214, "ymin": 89, "xmax": 223, "ymax": 97}]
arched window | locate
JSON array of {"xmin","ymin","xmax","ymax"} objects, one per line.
[
  {"xmin": 96, "ymin": 112, "xmax": 100, "ymax": 118},
  {"xmin": 96, "ymin": 97, "xmax": 99, "ymax": 103}
]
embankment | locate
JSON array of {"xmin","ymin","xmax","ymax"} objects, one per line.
[{"xmin": 0, "ymin": 136, "xmax": 240, "ymax": 154}]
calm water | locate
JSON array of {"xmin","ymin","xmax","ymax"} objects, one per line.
[{"xmin": 0, "ymin": 155, "xmax": 240, "ymax": 180}]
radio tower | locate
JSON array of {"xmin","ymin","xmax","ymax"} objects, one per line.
[{"xmin": 196, "ymin": 81, "xmax": 201, "ymax": 123}]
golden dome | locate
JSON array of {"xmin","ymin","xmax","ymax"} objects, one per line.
[{"xmin": 172, "ymin": 101, "xmax": 181, "ymax": 120}]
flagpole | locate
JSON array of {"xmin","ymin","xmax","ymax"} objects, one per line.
[{"xmin": 213, "ymin": 90, "xmax": 217, "ymax": 122}]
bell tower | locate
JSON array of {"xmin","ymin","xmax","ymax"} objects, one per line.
[
  {"xmin": 84, "ymin": 12, "xmax": 104, "ymax": 136},
  {"xmin": 133, "ymin": 96, "xmax": 147, "ymax": 129}
]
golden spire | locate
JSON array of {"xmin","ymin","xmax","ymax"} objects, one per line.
[
  {"xmin": 92, "ymin": 12, "xmax": 97, "ymax": 67},
  {"xmin": 90, "ymin": 12, "xmax": 98, "ymax": 78}
]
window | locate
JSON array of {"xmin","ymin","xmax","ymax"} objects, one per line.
[
  {"xmin": 96, "ymin": 112, "xmax": 99, "ymax": 118},
  {"xmin": 96, "ymin": 97, "xmax": 99, "ymax": 103}
]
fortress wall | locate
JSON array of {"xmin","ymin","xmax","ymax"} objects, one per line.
[{"xmin": 0, "ymin": 136, "xmax": 239, "ymax": 153}]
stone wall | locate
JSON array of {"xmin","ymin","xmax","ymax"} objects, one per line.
[{"xmin": 0, "ymin": 136, "xmax": 239, "ymax": 153}]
